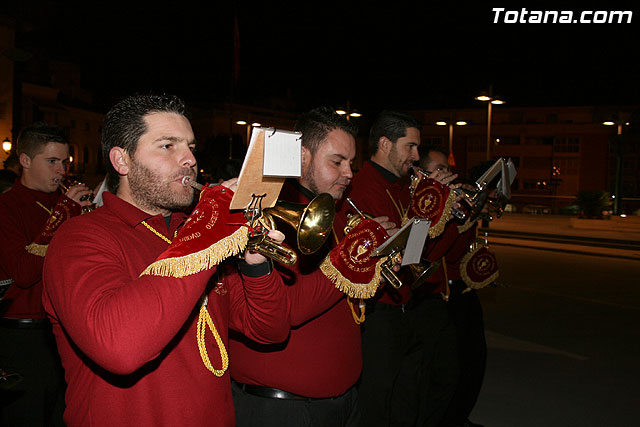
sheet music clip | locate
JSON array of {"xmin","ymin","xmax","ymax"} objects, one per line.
[{"xmin": 372, "ymin": 217, "xmax": 431, "ymax": 266}]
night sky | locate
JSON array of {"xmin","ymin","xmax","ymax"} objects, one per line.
[{"xmin": 3, "ymin": 1, "xmax": 640, "ymax": 115}]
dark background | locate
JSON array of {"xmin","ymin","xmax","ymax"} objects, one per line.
[{"xmin": 2, "ymin": 1, "xmax": 639, "ymax": 114}]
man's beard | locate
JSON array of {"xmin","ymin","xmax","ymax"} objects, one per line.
[
  {"xmin": 388, "ymin": 145, "xmax": 408, "ymax": 177},
  {"xmin": 128, "ymin": 159, "xmax": 195, "ymax": 213}
]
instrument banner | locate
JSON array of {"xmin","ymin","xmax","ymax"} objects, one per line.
[
  {"xmin": 141, "ymin": 185, "xmax": 248, "ymax": 278},
  {"xmin": 320, "ymin": 218, "xmax": 388, "ymax": 299},
  {"xmin": 456, "ymin": 203, "xmax": 478, "ymax": 233},
  {"xmin": 460, "ymin": 245, "xmax": 499, "ymax": 289},
  {"xmin": 25, "ymin": 195, "xmax": 82, "ymax": 256},
  {"xmin": 405, "ymin": 177, "xmax": 455, "ymax": 239}
]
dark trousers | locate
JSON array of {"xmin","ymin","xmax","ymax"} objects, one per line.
[
  {"xmin": 440, "ymin": 283, "xmax": 487, "ymax": 427},
  {"xmin": 232, "ymin": 381, "xmax": 360, "ymax": 427},
  {"xmin": 0, "ymin": 323, "xmax": 66, "ymax": 427},
  {"xmin": 358, "ymin": 298, "xmax": 459, "ymax": 427}
]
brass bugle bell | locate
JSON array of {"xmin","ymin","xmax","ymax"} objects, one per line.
[
  {"xmin": 59, "ymin": 175, "xmax": 95, "ymax": 213},
  {"xmin": 247, "ymin": 193, "xmax": 336, "ymax": 266}
]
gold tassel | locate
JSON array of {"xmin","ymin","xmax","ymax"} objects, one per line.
[
  {"xmin": 319, "ymin": 254, "xmax": 383, "ymax": 299},
  {"xmin": 25, "ymin": 243, "xmax": 48, "ymax": 257},
  {"xmin": 140, "ymin": 227, "xmax": 248, "ymax": 278}
]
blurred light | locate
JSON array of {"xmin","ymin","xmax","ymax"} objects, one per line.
[
  {"xmin": 620, "ymin": 214, "xmax": 627, "ymax": 218},
  {"xmin": 625, "ymin": 122, "xmax": 630, "ymax": 126},
  {"xmin": 335, "ymin": 110, "xmax": 347, "ymax": 115},
  {"xmin": 349, "ymin": 112, "xmax": 362, "ymax": 118},
  {"xmin": 200, "ymin": 169, "xmax": 204, "ymax": 173},
  {"xmin": 602, "ymin": 121, "xmax": 615, "ymax": 126},
  {"xmin": 475, "ymin": 95, "xmax": 491, "ymax": 101},
  {"xmin": 2, "ymin": 137, "xmax": 11, "ymax": 153},
  {"xmin": 491, "ymin": 99, "xmax": 505, "ymax": 105},
  {"xmin": 69, "ymin": 156, "xmax": 74, "ymax": 163},
  {"xmin": 456, "ymin": 121, "xmax": 467, "ymax": 126},
  {"xmin": 251, "ymin": 122, "xmax": 262, "ymax": 127},
  {"xmin": 436, "ymin": 121, "xmax": 447, "ymax": 126},
  {"xmin": 612, "ymin": 195, "xmax": 616, "ymax": 198},
  {"xmin": 236, "ymin": 120, "xmax": 247, "ymax": 125},
  {"xmin": 495, "ymin": 138, "xmax": 501, "ymax": 143}
]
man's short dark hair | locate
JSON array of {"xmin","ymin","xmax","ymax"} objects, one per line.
[
  {"xmin": 17, "ymin": 122, "xmax": 68, "ymax": 158},
  {"xmin": 418, "ymin": 144, "xmax": 448, "ymax": 163},
  {"xmin": 294, "ymin": 106, "xmax": 358, "ymax": 155},
  {"xmin": 368, "ymin": 110, "xmax": 421, "ymax": 154},
  {"xmin": 101, "ymin": 94, "xmax": 186, "ymax": 192}
]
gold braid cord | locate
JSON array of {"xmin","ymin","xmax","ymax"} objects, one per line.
[
  {"xmin": 347, "ymin": 297, "xmax": 366, "ymax": 325},
  {"xmin": 319, "ymin": 253, "xmax": 384, "ymax": 299},
  {"xmin": 140, "ymin": 227, "xmax": 248, "ymax": 278},
  {"xmin": 196, "ymin": 295, "xmax": 229, "ymax": 377},
  {"xmin": 25, "ymin": 243, "xmax": 48, "ymax": 257}
]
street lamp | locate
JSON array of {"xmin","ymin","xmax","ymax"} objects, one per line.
[
  {"xmin": 2, "ymin": 137, "xmax": 11, "ymax": 153},
  {"xmin": 235, "ymin": 121, "xmax": 263, "ymax": 146},
  {"xmin": 475, "ymin": 86, "xmax": 505, "ymax": 160},
  {"xmin": 603, "ymin": 119, "xmax": 630, "ymax": 215},
  {"xmin": 335, "ymin": 100, "xmax": 362, "ymax": 121},
  {"xmin": 435, "ymin": 120, "xmax": 467, "ymax": 166}
]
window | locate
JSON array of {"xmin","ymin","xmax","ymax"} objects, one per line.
[
  {"xmin": 466, "ymin": 136, "xmax": 485, "ymax": 152},
  {"xmin": 554, "ymin": 136, "xmax": 580, "ymax": 153},
  {"xmin": 553, "ymin": 157, "xmax": 580, "ymax": 175},
  {"xmin": 496, "ymin": 136, "xmax": 519, "ymax": 145},
  {"xmin": 523, "ymin": 156, "xmax": 551, "ymax": 170}
]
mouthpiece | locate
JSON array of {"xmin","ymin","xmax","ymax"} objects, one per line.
[{"xmin": 181, "ymin": 176, "xmax": 203, "ymax": 191}]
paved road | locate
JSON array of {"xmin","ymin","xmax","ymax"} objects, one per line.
[{"xmin": 469, "ymin": 244, "xmax": 640, "ymax": 427}]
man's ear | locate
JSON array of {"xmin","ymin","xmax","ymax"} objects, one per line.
[
  {"xmin": 378, "ymin": 136, "xmax": 392, "ymax": 154},
  {"xmin": 18, "ymin": 153, "xmax": 31, "ymax": 170},
  {"xmin": 301, "ymin": 146, "xmax": 312, "ymax": 176},
  {"xmin": 109, "ymin": 147, "xmax": 130, "ymax": 176}
]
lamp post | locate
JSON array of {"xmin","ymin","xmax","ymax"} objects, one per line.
[
  {"xmin": 475, "ymin": 86, "xmax": 505, "ymax": 161},
  {"xmin": 603, "ymin": 119, "xmax": 630, "ymax": 215},
  {"xmin": 235, "ymin": 120, "xmax": 262, "ymax": 146},
  {"xmin": 435, "ymin": 120, "xmax": 467, "ymax": 166}
]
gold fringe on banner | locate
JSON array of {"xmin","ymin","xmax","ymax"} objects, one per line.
[
  {"xmin": 460, "ymin": 249, "xmax": 499, "ymax": 290},
  {"xmin": 25, "ymin": 243, "xmax": 48, "ymax": 257},
  {"xmin": 457, "ymin": 215, "xmax": 477, "ymax": 233},
  {"xmin": 140, "ymin": 227, "xmax": 249, "ymax": 278},
  {"xmin": 427, "ymin": 190, "xmax": 456, "ymax": 238},
  {"xmin": 319, "ymin": 254, "xmax": 383, "ymax": 299}
]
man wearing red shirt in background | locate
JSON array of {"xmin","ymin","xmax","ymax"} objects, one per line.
[
  {"xmin": 42, "ymin": 94, "xmax": 290, "ymax": 427},
  {"xmin": 339, "ymin": 110, "xmax": 460, "ymax": 426},
  {"xmin": 420, "ymin": 145, "xmax": 487, "ymax": 427},
  {"xmin": 0, "ymin": 122, "xmax": 92, "ymax": 426},
  {"xmin": 230, "ymin": 107, "xmax": 396, "ymax": 427}
]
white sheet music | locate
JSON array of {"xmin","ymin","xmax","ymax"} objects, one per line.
[{"xmin": 263, "ymin": 129, "xmax": 302, "ymax": 177}]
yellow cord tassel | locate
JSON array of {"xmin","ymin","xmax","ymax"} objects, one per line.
[
  {"xmin": 347, "ymin": 297, "xmax": 366, "ymax": 324},
  {"xmin": 196, "ymin": 295, "xmax": 229, "ymax": 377}
]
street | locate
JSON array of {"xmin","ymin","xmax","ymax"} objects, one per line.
[{"xmin": 471, "ymin": 244, "xmax": 640, "ymax": 427}]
